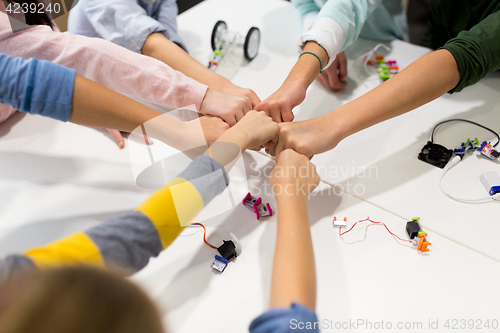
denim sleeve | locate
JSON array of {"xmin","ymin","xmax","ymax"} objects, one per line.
[
  {"xmin": 84, "ymin": 0, "xmax": 168, "ymax": 53},
  {"xmin": 155, "ymin": 0, "xmax": 187, "ymax": 52},
  {"xmin": 250, "ymin": 303, "xmax": 320, "ymax": 333},
  {"xmin": 0, "ymin": 54, "xmax": 75, "ymax": 122}
]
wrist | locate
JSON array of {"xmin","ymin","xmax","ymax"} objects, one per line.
[
  {"xmin": 275, "ymin": 184, "xmax": 310, "ymax": 201},
  {"xmin": 317, "ymin": 111, "xmax": 347, "ymax": 149},
  {"xmin": 208, "ymin": 76, "xmax": 233, "ymax": 92},
  {"xmin": 275, "ymin": 192, "xmax": 309, "ymax": 213},
  {"xmin": 216, "ymin": 129, "xmax": 249, "ymax": 151},
  {"xmin": 285, "ymin": 59, "xmax": 317, "ymax": 91}
]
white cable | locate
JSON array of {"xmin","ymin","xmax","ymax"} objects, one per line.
[{"xmin": 439, "ymin": 156, "xmax": 499, "ymax": 204}]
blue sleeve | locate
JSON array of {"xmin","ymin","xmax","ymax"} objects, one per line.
[
  {"xmin": 0, "ymin": 54, "xmax": 75, "ymax": 122},
  {"xmin": 291, "ymin": 0, "xmax": 321, "ymax": 18},
  {"xmin": 155, "ymin": 0, "xmax": 187, "ymax": 52},
  {"xmin": 84, "ymin": 0, "xmax": 168, "ymax": 53},
  {"xmin": 316, "ymin": 0, "xmax": 383, "ymax": 51},
  {"xmin": 250, "ymin": 303, "xmax": 320, "ymax": 333}
]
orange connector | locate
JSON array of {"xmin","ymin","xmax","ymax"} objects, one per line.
[{"xmin": 417, "ymin": 232, "xmax": 431, "ymax": 252}]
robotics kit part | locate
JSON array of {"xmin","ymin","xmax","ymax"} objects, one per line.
[
  {"xmin": 333, "ymin": 216, "xmax": 347, "ymax": 228},
  {"xmin": 406, "ymin": 217, "xmax": 431, "ymax": 252},
  {"xmin": 209, "ymin": 20, "xmax": 261, "ymax": 72},
  {"xmin": 211, "ymin": 233, "xmax": 242, "ymax": 273},
  {"xmin": 479, "ymin": 141, "xmax": 500, "ymax": 160},
  {"xmin": 418, "ymin": 141, "xmax": 453, "ymax": 168},
  {"xmin": 242, "ymin": 192, "xmax": 273, "ymax": 220},
  {"xmin": 211, "ymin": 255, "xmax": 228, "ymax": 273},
  {"xmin": 480, "ymin": 172, "xmax": 500, "ymax": 196}
]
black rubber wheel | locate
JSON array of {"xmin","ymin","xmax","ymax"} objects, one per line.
[
  {"xmin": 244, "ymin": 27, "xmax": 260, "ymax": 60},
  {"xmin": 211, "ymin": 20, "xmax": 227, "ymax": 51}
]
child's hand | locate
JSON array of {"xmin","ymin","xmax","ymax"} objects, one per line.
[
  {"xmin": 316, "ymin": 52, "xmax": 347, "ymax": 91},
  {"xmin": 270, "ymin": 149, "xmax": 320, "ymax": 197},
  {"xmin": 219, "ymin": 83, "xmax": 261, "ymax": 108},
  {"xmin": 216, "ymin": 111, "xmax": 279, "ymax": 151},
  {"xmin": 253, "ymin": 82, "xmax": 305, "ymax": 123},
  {"xmin": 267, "ymin": 117, "xmax": 341, "ymax": 158},
  {"xmin": 199, "ymin": 88, "xmax": 252, "ymax": 126}
]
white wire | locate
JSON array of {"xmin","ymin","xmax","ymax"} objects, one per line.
[
  {"xmin": 354, "ymin": 43, "xmax": 392, "ymax": 76},
  {"xmin": 439, "ymin": 156, "xmax": 496, "ymax": 204}
]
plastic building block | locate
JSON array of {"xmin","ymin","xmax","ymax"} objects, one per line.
[
  {"xmin": 407, "ymin": 218, "xmax": 432, "ymax": 252},
  {"xmin": 217, "ymin": 240, "xmax": 238, "ymax": 261},
  {"xmin": 417, "ymin": 232, "xmax": 431, "ymax": 252},
  {"xmin": 480, "ymin": 171, "xmax": 500, "ymax": 196},
  {"xmin": 242, "ymin": 192, "xmax": 273, "ymax": 220},
  {"xmin": 333, "ymin": 216, "xmax": 347, "ymax": 228},
  {"xmin": 374, "ymin": 56, "xmax": 399, "ymax": 82},
  {"xmin": 413, "ymin": 232, "xmax": 431, "ymax": 252},
  {"xmin": 243, "ymin": 192, "xmax": 261, "ymax": 210},
  {"xmin": 211, "ymin": 255, "xmax": 228, "ymax": 273},
  {"xmin": 406, "ymin": 221, "xmax": 421, "ymax": 239},
  {"xmin": 479, "ymin": 141, "xmax": 500, "ymax": 160},
  {"xmin": 255, "ymin": 203, "xmax": 273, "ymax": 220}
]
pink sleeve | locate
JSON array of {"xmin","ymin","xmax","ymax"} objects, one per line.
[{"xmin": 0, "ymin": 8, "xmax": 208, "ymax": 111}]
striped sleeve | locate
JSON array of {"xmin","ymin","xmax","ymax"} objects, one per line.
[{"xmin": 0, "ymin": 155, "xmax": 229, "ymax": 277}]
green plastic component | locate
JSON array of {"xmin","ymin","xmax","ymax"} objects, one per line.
[
  {"xmin": 214, "ymin": 50, "xmax": 223, "ymax": 55},
  {"xmin": 379, "ymin": 74, "xmax": 390, "ymax": 79},
  {"xmin": 417, "ymin": 231, "xmax": 426, "ymax": 237},
  {"xmin": 412, "ymin": 217, "xmax": 420, "ymax": 221}
]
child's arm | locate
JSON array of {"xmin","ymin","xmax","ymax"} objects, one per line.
[
  {"xmin": 77, "ymin": 0, "xmax": 261, "ymax": 112},
  {"xmin": 269, "ymin": 150, "xmax": 320, "ymax": 309},
  {"xmin": 272, "ymin": 10, "xmax": 500, "ymax": 157},
  {"xmin": 249, "ymin": 149, "xmax": 320, "ymax": 332},
  {"xmin": 256, "ymin": 0, "xmax": 383, "ymax": 121},
  {"xmin": 0, "ymin": 111, "xmax": 278, "ymax": 279},
  {"xmin": 273, "ymin": 48, "xmax": 461, "ymax": 157},
  {"xmin": 0, "ymin": 54, "xmax": 229, "ymax": 147},
  {"xmin": 141, "ymin": 33, "xmax": 261, "ymax": 115}
]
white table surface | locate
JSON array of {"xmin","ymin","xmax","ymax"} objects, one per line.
[{"xmin": 0, "ymin": 0, "xmax": 499, "ymax": 332}]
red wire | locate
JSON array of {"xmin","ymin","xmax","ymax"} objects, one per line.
[
  {"xmin": 339, "ymin": 217, "xmax": 411, "ymax": 243},
  {"xmin": 191, "ymin": 223, "xmax": 218, "ymax": 249}
]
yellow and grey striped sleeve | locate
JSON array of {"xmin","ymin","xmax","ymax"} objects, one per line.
[{"xmin": 0, "ymin": 156, "xmax": 229, "ymax": 278}]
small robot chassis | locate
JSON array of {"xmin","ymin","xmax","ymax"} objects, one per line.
[{"xmin": 208, "ymin": 20, "xmax": 261, "ymax": 71}]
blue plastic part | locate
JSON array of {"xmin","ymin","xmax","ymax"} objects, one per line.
[
  {"xmin": 490, "ymin": 186, "xmax": 500, "ymax": 196},
  {"xmin": 211, "ymin": 255, "xmax": 229, "ymax": 273}
]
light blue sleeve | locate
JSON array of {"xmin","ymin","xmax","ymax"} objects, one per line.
[
  {"xmin": 0, "ymin": 54, "xmax": 75, "ymax": 122},
  {"xmin": 249, "ymin": 303, "xmax": 320, "ymax": 333},
  {"xmin": 291, "ymin": 0, "xmax": 321, "ymax": 18},
  {"xmin": 315, "ymin": 0, "xmax": 383, "ymax": 51},
  {"xmin": 155, "ymin": 0, "xmax": 187, "ymax": 52},
  {"xmin": 84, "ymin": 0, "xmax": 168, "ymax": 53}
]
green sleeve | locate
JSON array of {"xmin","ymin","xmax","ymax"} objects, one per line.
[
  {"xmin": 420, "ymin": 0, "xmax": 450, "ymax": 50},
  {"xmin": 439, "ymin": 11, "xmax": 500, "ymax": 93}
]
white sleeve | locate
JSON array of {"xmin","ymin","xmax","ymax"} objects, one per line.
[{"xmin": 298, "ymin": 17, "xmax": 345, "ymax": 69}]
